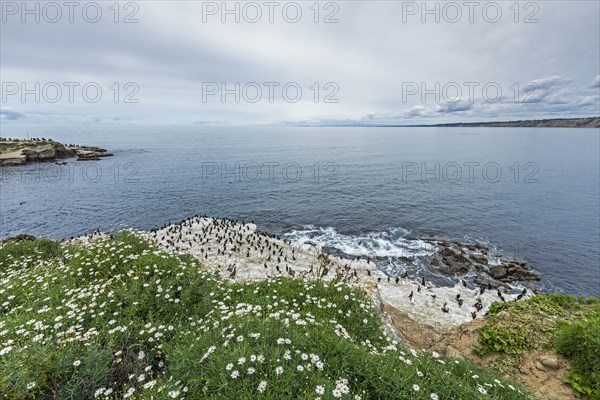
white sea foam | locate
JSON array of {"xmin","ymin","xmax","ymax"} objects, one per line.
[{"xmin": 283, "ymin": 226, "xmax": 436, "ymax": 259}]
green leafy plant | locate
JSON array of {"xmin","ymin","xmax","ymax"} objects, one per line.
[{"xmin": 555, "ymin": 314, "xmax": 600, "ymax": 399}]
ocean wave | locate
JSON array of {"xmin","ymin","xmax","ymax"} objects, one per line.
[{"xmin": 283, "ymin": 226, "xmax": 436, "ymax": 259}]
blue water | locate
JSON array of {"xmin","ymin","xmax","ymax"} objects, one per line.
[{"xmin": 1, "ymin": 126, "xmax": 598, "ymax": 297}]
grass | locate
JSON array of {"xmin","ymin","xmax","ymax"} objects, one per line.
[
  {"xmin": 0, "ymin": 232, "xmax": 534, "ymax": 399},
  {"xmin": 474, "ymin": 293, "xmax": 600, "ymax": 398}
]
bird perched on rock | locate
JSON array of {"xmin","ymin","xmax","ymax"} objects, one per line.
[
  {"xmin": 441, "ymin": 303, "xmax": 449, "ymax": 313},
  {"xmin": 516, "ymin": 293, "xmax": 525, "ymax": 301}
]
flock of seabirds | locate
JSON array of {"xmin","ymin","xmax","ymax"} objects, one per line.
[
  {"xmin": 0, "ymin": 137, "xmax": 54, "ymax": 142},
  {"xmin": 0, "ymin": 137, "xmax": 89, "ymax": 148},
  {"xmin": 77, "ymin": 215, "xmax": 531, "ymax": 324}
]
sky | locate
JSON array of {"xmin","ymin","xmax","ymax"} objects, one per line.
[{"xmin": 1, "ymin": 0, "xmax": 599, "ymax": 126}]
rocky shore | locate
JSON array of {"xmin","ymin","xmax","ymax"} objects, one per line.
[
  {"xmin": 90, "ymin": 216, "xmax": 538, "ymax": 347},
  {"xmin": 25, "ymin": 216, "xmax": 542, "ymax": 345},
  {"xmin": 0, "ymin": 138, "xmax": 112, "ymax": 166}
]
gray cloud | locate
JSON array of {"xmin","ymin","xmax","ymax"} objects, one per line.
[
  {"xmin": 435, "ymin": 101, "xmax": 473, "ymax": 114},
  {"xmin": 0, "ymin": 1, "xmax": 598, "ymax": 125},
  {"xmin": 0, "ymin": 108, "xmax": 24, "ymax": 120}
]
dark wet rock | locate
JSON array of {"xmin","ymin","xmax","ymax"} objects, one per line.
[
  {"xmin": 441, "ymin": 259, "xmax": 470, "ymax": 275},
  {"xmin": 490, "ymin": 265, "xmax": 508, "ymax": 279},
  {"xmin": 453, "ymin": 252, "xmax": 469, "ymax": 264},
  {"xmin": 471, "ymin": 254, "xmax": 488, "ymax": 265},
  {"xmin": 1, "ymin": 233, "xmax": 36, "ymax": 243},
  {"xmin": 422, "ymin": 238, "xmax": 540, "ymax": 287},
  {"xmin": 496, "ymin": 262, "xmax": 540, "ymax": 282},
  {"xmin": 440, "ymin": 247, "xmax": 457, "ymax": 258},
  {"xmin": 397, "ymin": 256, "xmax": 413, "ymax": 264},
  {"xmin": 474, "ymin": 274, "xmax": 503, "ymax": 289}
]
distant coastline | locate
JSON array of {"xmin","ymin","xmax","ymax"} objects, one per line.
[
  {"xmin": 298, "ymin": 117, "xmax": 600, "ymax": 128},
  {"xmin": 425, "ymin": 117, "xmax": 600, "ymax": 128}
]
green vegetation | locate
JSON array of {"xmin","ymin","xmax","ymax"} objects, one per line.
[
  {"xmin": 0, "ymin": 233, "xmax": 534, "ymax": 399},
  {"xmin": 0, "ymin": 238, "xmax": 62, "ymax": 267},
  {"xmin": 475, "ymin": 293, "xmax": 600, "ymax": 398},
  {"xmin": 555, "ymin": 314, "xmax": 600, "ymax": 398}
]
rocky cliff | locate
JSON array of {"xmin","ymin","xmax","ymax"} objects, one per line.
[{"xmin": 0, "ymin": 139, "xmax": 112, "ymax": 166}]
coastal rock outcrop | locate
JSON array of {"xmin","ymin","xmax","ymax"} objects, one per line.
[
  {"xmin": 423, "ymin": 239, "xmax": 540, "ymax": 288},
  {"xmin": 0, "ymin": 138, "xmax": 112, "ymax": 166}
]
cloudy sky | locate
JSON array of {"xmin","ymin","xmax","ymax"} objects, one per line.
[{"xmin": 1, "ymin": 0, "xmax": 599, "ymax": 125}]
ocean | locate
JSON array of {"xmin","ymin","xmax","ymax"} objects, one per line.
[{"xmin": 1, "ymin": 125, "xmax": 598, "ymax": 296}]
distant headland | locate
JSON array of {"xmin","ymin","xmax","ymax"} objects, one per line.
[
  {"xmin": 0, "ymin": 137, "xmax": 112, "ymax": 166},
  {"xmin": 303, "ymin": 116, "xmax": 600, "ymax": 128},
  {"xmin": 426, "ymin": 117, "xmax": 600, "ymax": 128}
]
